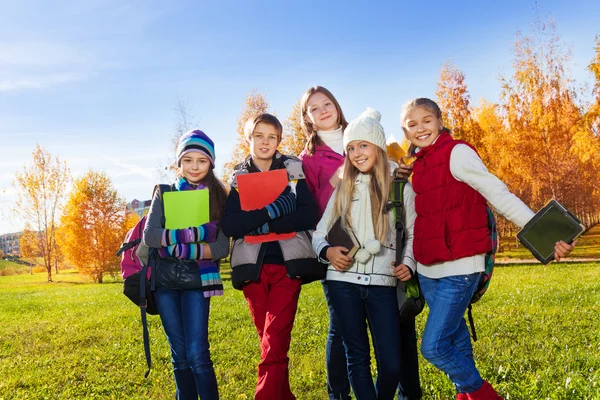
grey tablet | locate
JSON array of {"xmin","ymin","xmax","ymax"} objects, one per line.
[{"xmin": 517, "ymin": 199, "xmax": 585, "ymax": 264}]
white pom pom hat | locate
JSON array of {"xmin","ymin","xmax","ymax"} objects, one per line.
[{"xmin": 343, "ymin": 107, "xmax": 387, "ymax": 151}]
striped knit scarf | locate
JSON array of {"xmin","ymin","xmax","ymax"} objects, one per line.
[{"xmin": 172, "ymin": 177, "xmax": 223, "ymax": 297}]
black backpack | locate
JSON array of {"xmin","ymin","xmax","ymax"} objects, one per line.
[{"xmin": 390, "ymin": 178, "xmax": 425, "ymax": 320}]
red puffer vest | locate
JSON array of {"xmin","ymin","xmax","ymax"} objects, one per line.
[{"xmin": 412, "ymin": 131, "xmax": 491, "ymax": 265}]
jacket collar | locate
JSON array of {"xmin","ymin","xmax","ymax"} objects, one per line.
[
  {"xmin": 415, "ymin": 129, "xmax": 452, "ymax": 159},
  {"xmin": 242, "ymin": 151, "xmax": 286, "ymax": 173}
]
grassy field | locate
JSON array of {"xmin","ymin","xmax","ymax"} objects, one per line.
[
  {"xmin": 496, "ymin": 224, "xmax": 600, "ymax": 260},
  {"xmin": 1, "ymin": 260, "xmax": 599, "ymax": 399}
]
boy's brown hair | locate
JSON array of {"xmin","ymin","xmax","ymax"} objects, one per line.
[{"xmin": 244, "ymin": 113, "xmax": 283, "ymax": 142}]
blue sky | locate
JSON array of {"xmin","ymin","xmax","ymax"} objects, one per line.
[{"xmin": 1, "ymin": 0, "xmax": 599, "ymax": 234}]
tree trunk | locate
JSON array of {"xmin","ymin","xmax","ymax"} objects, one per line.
[{"xmin": 47, "ymin": 266, "xmax": 52, "ymax": 282}]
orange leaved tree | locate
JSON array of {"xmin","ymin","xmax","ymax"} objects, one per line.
[
  {"xmin": 279, "ymin": 99, "xmax": 308, "ymax": 157},
  {"xmin": 61, "ymin": 171, "xmax": 136, "ymax": 283},
  {"xmin": 222, "ymin": 90, "xmax": 270, "ymax": 183}
]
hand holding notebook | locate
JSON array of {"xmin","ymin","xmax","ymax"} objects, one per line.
[
  {"xmin": 237, "ymin": 169, "xmax": 295, "ymax": 244},
  {"xmin": 517, "ymin": 199, "xmax": 584, "ymax": 264},
  {"xmin": 163, "ymin": 189, "xmax": 210, "ymax": 229}
]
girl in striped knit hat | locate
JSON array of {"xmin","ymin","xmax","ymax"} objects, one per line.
[{"xmin": 143, "ymin": 129, "xmax": 229, "ymax": 400}]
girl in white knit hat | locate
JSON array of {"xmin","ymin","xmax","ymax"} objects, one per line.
[{"xmin": 312, "ymin": 108, "xmax": 418, "ymax": 400}]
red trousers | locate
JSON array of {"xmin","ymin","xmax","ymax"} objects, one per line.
[{"xmin": 242, "ymin": 264, "xmax": 301, "ymax": 400}]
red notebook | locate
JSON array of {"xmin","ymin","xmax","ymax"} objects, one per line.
[{"xmin": 237, "ymin": 169, "xmax": 296, "ymax": 244}]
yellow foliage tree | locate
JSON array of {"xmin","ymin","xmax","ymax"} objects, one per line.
[
  {"xmin": 20, "ymin": 227, "xmax": 42, "ymax": 263},
  {"xmin": 500, "ymin": 18, "xmax": 583, "ymax": 212},
  {"xmin": 436, "ymin": 61, "xmax": 485, "ymax": 147},
  {"xmin": 279, "ymin": 99, "xmax": 308, "ymax": 157},
  {"xmin": 222, "ymin": 90, "xmax": 270, "ymax": 183},
  {"xmin": 13, "ymin": 145, "xmax": 70, "ymax": 282},
  {"xmin": 61, "ymin": 171, "xmax": 133, "ymax": 283}
]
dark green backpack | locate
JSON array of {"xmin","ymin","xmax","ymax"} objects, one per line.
[{"xmin": 390, "ymin": 178, "xmax": 425, "ymax": 320}]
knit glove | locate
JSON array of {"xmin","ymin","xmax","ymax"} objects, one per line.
[
  {"xmin": 264, "ymin": 186, "xmax": 296, "ymax": 219},
  {"xmin": 162, "ymin": 222, "xmax": 218, "ymax": 246},
  {"xmin": 160, "ymin": 243, "xmax": 204, "ymax": 260},
  {"xmin": 247, "ymin": 222, "xmax": 270, "ymax": 236}
]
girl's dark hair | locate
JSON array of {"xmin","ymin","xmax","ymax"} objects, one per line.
[
  {"xmin": 203, "ymin": 169, "xmax": 228, "ymax": 221},
  {"xmin": 300, "ymin": 86, "xmax": 348, "ymax": 156}
]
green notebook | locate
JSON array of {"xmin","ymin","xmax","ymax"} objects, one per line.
[{"xmin": 163, "ymin": 189, "xmax": 210, "ymax": 229}]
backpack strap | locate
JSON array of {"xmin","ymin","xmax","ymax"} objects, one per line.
[
  {"xmin": 139, "ymin": 261, "xmax": 152, "ymax": 378},
  {"xmin": 390, "ymin": 178, "xmax": 406, "ymax": 263},
  {"xmin": 467, "ymin": 304, "xmax": 478, "ymax": 342},
  {"xmin": 139, "ymin": 184, "xmax": 172, "ymax": 378}
]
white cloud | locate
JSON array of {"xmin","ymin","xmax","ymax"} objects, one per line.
[
  {"xmin": 0, "ymin": 72, "xmax": 90, "ymax": 91},
  {"xmin": 110, "ymin": 160, "xmax": 157, "ymax": 180}
]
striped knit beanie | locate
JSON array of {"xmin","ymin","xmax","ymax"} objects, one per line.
[{"xmin": 176, "ymin": 130, "xmax": 216, "ymax": 167}]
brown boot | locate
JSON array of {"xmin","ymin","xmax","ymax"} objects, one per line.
[{"xmin": 466, "ymin": 381, "xmax": 503, "ymax": 400}]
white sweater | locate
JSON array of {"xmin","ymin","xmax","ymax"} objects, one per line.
[
  {"xmin": 417, "ymin": 144, "xmax": 535, "ymax": 279},
  {"xmin": 317, "ymin": 126, "xmax": 344, "ymax": 155},
  {"xmin": 312, "ymin": 174, "xmax": 417, "ymax": 287}
]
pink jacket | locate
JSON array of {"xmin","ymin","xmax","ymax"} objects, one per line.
[{"xmin": 299, "ymin": 144, "xmax": 344, "ymax": 221}]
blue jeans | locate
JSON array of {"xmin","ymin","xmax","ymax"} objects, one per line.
[
  {"xmin": 327, "ymin": 281, "xmax": 401, "ymax": 400},
  {"xmin": 418, "ymin": 273, "xmax": 483, "ymax": 394},
  {"xmin": 397, "ymin": 317, "xmax": 422, "ymax": 400},
  {"xmin": 322, "ymin": 281, "xmax": 352, "ymax": 400},
  {"xmin": 155, "ymin": 287, "xmax": 219, "ymax": 400}
]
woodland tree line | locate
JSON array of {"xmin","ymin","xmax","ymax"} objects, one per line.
[{"xmin": 12, "ymin": 18, "xmax": 599, "ymax": 283}]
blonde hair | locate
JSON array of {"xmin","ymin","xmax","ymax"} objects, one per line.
[
  {"xmin": 400, "ymin": 97, "xmax": 447, "ymax": 156},
  {"xmin": 300, "ymin": 86, "xmax": 348, "ymax": 155},
  {"xmin": 244, "ymin": 113, "xmax": 283, "ymax": 142},
  {"xmin": 332, "ymin": 147, "xmax": 391, "ymax": 242}
]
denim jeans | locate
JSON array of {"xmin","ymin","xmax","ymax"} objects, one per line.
[
  {"xmin": 155, "ymin": 287, "xmax": 219, "ymax": 400},
  {"xmin": 327, "ymin": 281, "xmax": 401, "ymax": 400},
  {"xmin": 322, "ymin": 281, "xmax": 352, "ymax": 400},
  {"xmin": 397, "ymin": 317, "xmax": 422, "ymax": 400},
  {"xmin": 418, "ymin": 273, "xmax": 483, "ymax": 394}
]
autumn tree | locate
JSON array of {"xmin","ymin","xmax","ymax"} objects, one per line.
[
  {"xmin": 222, "ymin": 91, "xmax": 270, "ymax": 183},
  {"xmin": 571, "ymin": 35, "xmax": 600, "ymax": 227},
  {"xmin": 499, "ymin": 18, "xmax": 584, "ymax": 213},
  {"xmin": 435, "ymin": 60, "xmax": 488, "ymax": 152},
  {"xmin": 0, "ymin": 249, "xmax": 4, "ymax": 259},
  {"xmin": 279, "ymin": 99, "xmax": 308, "ymax": 157},
  {"xmin": 61, "ymin": 171, "xmax": 133, "ymax": 283},
  {"xmin": 20, "ymin": 227, "xmax": 42, "ymax": 274},
  {"xmin": 585, "ymin": 36, "xmax": 600, "ymax": 136},
  {"xmin": 13, "ymin": 145, "xmax": 70, "ymax": 282}
]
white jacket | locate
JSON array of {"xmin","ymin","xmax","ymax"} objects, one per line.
[{"xmin": 312, "ymin": 174, "xmax": 417, "ymax": 287}]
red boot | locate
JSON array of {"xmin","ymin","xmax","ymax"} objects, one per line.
[
  {"xmin": 467, "ymin": 381, "xmax": 503, "ymax": 400},
  {"xmin": 457, "ymin": 393, "xmax": 468, "ymax": 400}
]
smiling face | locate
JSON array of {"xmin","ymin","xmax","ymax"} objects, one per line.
[
  {"xmin": 403, "ymin": 106, "xmax": 444, "ymax": 149},
  {"xmin": 179, "ymin": 152, "xmax": 211, "ymax": 185},
  {"xmin": 346, "ymin": 140, "xmax": 377, "ymax": 173},
  {"xmin": 247, "ymin": 122, "xmax": 280, "ymax": 165},
  {"xmin": 306, "ymin": 92, "xmax": 340, "ymax": 131}
]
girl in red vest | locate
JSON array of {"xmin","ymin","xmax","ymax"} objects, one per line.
[{"xmin": 400, "ymin": 98, "xmax": 575, "ymax": 400}]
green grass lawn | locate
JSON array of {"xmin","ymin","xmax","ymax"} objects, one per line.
[{"xmin": 1, "ymin": 261, "xmax": 599, "ymax": 399}]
